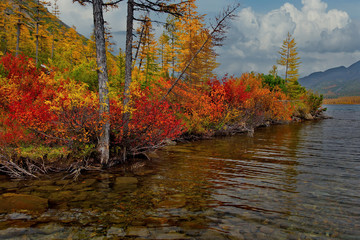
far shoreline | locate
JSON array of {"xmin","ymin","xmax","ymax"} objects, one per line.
[{"xmin": 323, "ymin": 96, "xmax": 360, "ymax": 105}]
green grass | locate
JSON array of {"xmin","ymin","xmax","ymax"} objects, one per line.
[{"xmin": 19, "ymin": 145, "xmax": 71, "ymax": 161}]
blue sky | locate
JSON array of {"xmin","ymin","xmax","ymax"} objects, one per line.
[{"xmin": 49, "ymin": 0, "xmax": 360, "ymax": 77}]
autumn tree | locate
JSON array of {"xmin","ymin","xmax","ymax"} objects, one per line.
[
  {"xmin": 12, "ymin": 0, "xmax": 36, "ymax": 57},
  {"xmin": 111, "ymin": 48, "xmax": 125, "ymax": 92},
  {"xmin": 133, "ymin": 15, "xmax": 159, "ymax": 83},
  {"xmin": 162, "ymin": 3, "xmax": 240, "ymax": 99},
  {"xmin": 50, "ymin": 0, "xmax": 60, "ymax": 59},
  {"xmin": 158, "ymin": 32, "xmax": 171, "ymax": 77},
  {"xmin": 158, "ymin": 16, "xmax": 178, "ymax": 78},
  {"xmin": 277, "ymin": 32, "xmax": 304, "ymax": 99},
  {"xmin": 54, "ymin": 27, "xmax": 86, "ymax": 70},
  {"xmin": 29, "ymin": 0, "xmax": 51, "ymax": 65},
  {"xmin": 0, "ymin": 0, "xmax": 11, "ymax": 54},
  {"xmin": 174, "ymin": 0, "xmax": 218, "ymax": 84},
  {"xmin": 14, "ymin": 0, "xmax": 26, "ymax": 56}
]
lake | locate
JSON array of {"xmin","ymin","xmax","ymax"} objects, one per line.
[{"xmin": 0, "ymin": 105, "xmax": 359, "ymax": 239}]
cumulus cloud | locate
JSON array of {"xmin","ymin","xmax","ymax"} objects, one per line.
[
  {"xmin": 218, "ymin": 0, "xmax": 360, "ymax": 77},
  {"xmin": 47, "ymin": 0, "xmax": 360, "ymax": 77}
]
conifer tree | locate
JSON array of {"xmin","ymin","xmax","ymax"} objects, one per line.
[
  {"xmin": 159, "ymin": 16, "xmax": 178, "ymax": 78},
  {"xmin": 0, "ymin": 0, "xmax": 10, "ymax": 54},
  {"xmin": 50, "ymin": 0, "xmax": 60, "ymax": 59},
  {"xmin": 14, "ymin": 0, "xmax": 25, "ymax": 56},
  {"xmin": 174, "ymin": 0, "xmax": 218, "ymax": 84},
  {"xmin": 30, "ymin": 0, "xmax": 50, "ymax": 65},
  {"xmin": 277, "ymin": 32, "xmax": 304, "ymax": 99},
  {"xmin": 133, "ymin": 16, "xmax": 159, "ymax": 83},
  {"xmin": 158, "ymin": 32, "xmax": 171, "ymax": 77}
]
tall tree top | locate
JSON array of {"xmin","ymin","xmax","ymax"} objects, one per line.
[{"xmin": 277, "ymin": 32, "xmax": 301, "ymax": 81}]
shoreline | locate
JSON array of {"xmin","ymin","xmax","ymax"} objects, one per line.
[{"xmin": 0, "ymin": 111, "xmax": 330, "ymax": 180}]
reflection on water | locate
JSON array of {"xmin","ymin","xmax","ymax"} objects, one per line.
[{"xmin": 0, "ymin": 105, "xmax": 359, "ymax": 239}]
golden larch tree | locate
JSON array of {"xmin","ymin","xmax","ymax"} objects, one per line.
[
  {"xmin": 160, "ymin": 16, "xmax": 178, "ymax": 78},
  {"xmin": 174, "ymin": 0, "xmax": 218, "ymax": 85},
  {"xmin": 277, "ymin": 32, "xmax": 304, "ymax": 99},
  {"xmin": 133, "ymin": 16, "xmax": 159, "ymax": 83},
  {"xmin": 0, "ymin": 0, "xmax": 12, "ymax": 55}
]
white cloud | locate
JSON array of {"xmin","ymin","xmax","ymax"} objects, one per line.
[
  {"xmin": 47, "ymin": 0, "xmax": 360, "ymax": 77},
  {"xmin": 218, "ymin": 0, "xmax": 360, "ymax": 77},
  {"xmin": 47, "ymin": 0, "xmax": 127, "ymax": 38}
]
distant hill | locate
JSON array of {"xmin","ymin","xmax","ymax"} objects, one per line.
[
  {"xmin": 7, "ymin": 0, "xmax": 68, "ymax": 28},
  {"xmin": 299, "ymin": 61, "xmax": 360, "ymax": 98}
]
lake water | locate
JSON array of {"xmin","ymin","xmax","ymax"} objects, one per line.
[{"xmin": 0, "ymin": 105, "xmax": 359, "ymax": 239}]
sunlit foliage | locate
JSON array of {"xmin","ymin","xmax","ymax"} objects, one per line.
[
  {"xmin": 324, "ymin": 96, "xmax": 360, "ymax": 105},
  {"xmin": 0, "ymin": 0, "xmax": 323, "ymax": 167}
]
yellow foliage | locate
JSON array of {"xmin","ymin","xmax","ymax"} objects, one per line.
[{"xmin": 324, "ymin": 96, "xmax": 360, "ymax": 105}]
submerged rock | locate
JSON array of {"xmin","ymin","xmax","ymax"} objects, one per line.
[
  {"xmin": 7, "ymin": 212, "xmax": 32, "ymax": 220},
  {"xmin": 0, "ymin": 181, "xmax": 19, "ymax": 189},
  {"xmin": 107, "ymin": 226, "xmax": 126, "ymax": 238},
  {"xmin": 157, "ymin": 194, "xmax": 187, "ymax": 209},
  {"xmin": 32, "ymin": 180, "xmax": 54, "ymax": 186},
  {"xmin": 37, "ymin": 223, "xmax": 65, "ymax": 235},
  {"xmin": 259, "ymin": 226, "xmax": 274, "ymax": 234},
  {"xmin": 157, "ymin": 198, "xmax": 186, "ymax": 209},
  {"xmin": 200, "ymin": 230, "xmax": 228, "ymax": 240},
  {"xmin": 0, "ymin": 227, "xmax": 38, "ymax": 239},
  {"xmin": 115, "ymin": 177, "xmax": 138, "ymax": 185},
  {"xmin": 36, "ymin": 185, "xmax": 61, "ymax": 192},
  {"xmin": 126, "ymin": 226, "xmax": 150, "ymax": 237},
  {"xmin": 48, "ymin": 191, "xmax": 74, "ymax": 203},
  {"xmin": 63, "ymin": 178, "xmax": 97, "ymax": 191},
  {"xmin": 0, "ymin": 193, "xmax": 48, "ymax": 214},
  {"xmin": 155, "ymin": 232, "xmax": 189, "ymax": 239}
]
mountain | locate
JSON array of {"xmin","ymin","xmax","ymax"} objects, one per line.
[{"xmin": 299, "ymin": 61, "xmax": 360, "ymax": 97}]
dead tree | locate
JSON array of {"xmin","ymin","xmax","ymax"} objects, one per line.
[{"xmin": 74, "ymin": 0, "xmax": 123, "ymax": 166}]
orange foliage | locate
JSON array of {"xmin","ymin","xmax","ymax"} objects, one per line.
[
  {"xmin": 0, "ymin": 54, "xmax": 295, "ymax": 157},
  {"xmin": 239, "ymin": 73, "xmax": 293, "ymax": 122},
  {"xmin": 0, "ymin": 54, "xmax": 185, "ymax": 153},
  {"xmin": 0, "ymin": 54, "xmax": 101, "ymax": 146}
]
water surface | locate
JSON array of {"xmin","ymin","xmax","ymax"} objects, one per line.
[{"xmin": 0, "ymin": 105, "xmax": 359, "ymax": 239}]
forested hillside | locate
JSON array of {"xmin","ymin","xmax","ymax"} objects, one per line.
[{"xmin": 299, "ymin": 60, "xmax": 360, "ymax": 97}]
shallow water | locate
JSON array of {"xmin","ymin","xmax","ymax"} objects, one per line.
[{"xmin": 0, "ymin": 105, "xmax": 359, "ymax": 239}]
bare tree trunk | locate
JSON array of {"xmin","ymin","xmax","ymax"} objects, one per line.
[
  {"xmin": 35, "ymin": 0, "xmax": 39, "ymax": 65},
  {"xmin": 93, "ymin": 0, "xmax": 110, "ymax": 165},
  {"xmin": 35, "ymin": 26, "xmax": 39, "ymax": 64},
  {"xmin": 133, "ymin": 20, "xmax": 145, "ymax": 67},
  {"xmin": 122, "ymin": 0, "xmax": 134, "ymax": 144},
  {"xmin": 16, "ymin": 3, "xmax": 21, "ymax": 57},
  {"xmin": 16, "ymin": 24, "xmax": 20, "ymax": 56},
  {"xmin": 51, "ymin": 36, "xmax": 54, "ymax": 59},
  {"xmin": 285, "ymin": 45, "xmax": 289, "ymax": 80}
]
